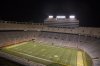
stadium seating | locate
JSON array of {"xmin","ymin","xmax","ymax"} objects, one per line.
[{"xmin": 0, "ymin": 31, "xmax": 100, "ymax": 66}]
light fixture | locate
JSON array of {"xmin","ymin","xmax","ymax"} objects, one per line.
[
  {"xmin": 48, "ymin": 15, "xmax": 53, "ymax": 19},
  {"xmin": 69, "ymin": 15, "xmax": 75, "ymax": 19},
  {"xmin": 56, "ymin": 16, "xmax": 66, "ymax": 19}
]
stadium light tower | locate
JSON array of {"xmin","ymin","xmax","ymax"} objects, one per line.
[
  {"xmin": 48, "ymin": 15, "xmax": 53, "ymax": 19},
  {"xmin": 69, "ymin": 15, "xmax": 75, "ymax": 19}
]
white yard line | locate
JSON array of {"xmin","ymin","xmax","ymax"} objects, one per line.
[
  {"xmin": 5, "ymin": 42, "xmax": 28, "ymax": 49},
  {"xmin": 14, "ymin": 51, "xmax": 53, "ymax": 63}
]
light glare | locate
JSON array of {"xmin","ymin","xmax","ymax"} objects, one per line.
[
  {"xmin": 56, "ymin": 16, "xmax": 66, "ymax": 19},
  {"xmin": 48, "ymin": 16, "xmax": 53, "ymax": 19},
  {"xmin": 69, "ymin": 15, "xmax": 75, "ymax": 19}
]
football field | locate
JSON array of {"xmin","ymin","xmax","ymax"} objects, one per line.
[{"xmin": 0, "ymin": 41, "xmax": 92, "ymax": 66}]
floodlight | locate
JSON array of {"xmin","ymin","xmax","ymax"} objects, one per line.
[
  {"xmin": 69, "ymin": 15, "xmax": 75, "ymax": 19},
  {"xmin": 56, "ymin": 16, "xmax": 66, "ymax": 19},
  {"xmin": 48, "ymin": 16, "xmax": 53, "ymax": 19}
]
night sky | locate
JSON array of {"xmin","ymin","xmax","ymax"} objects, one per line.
[{"xmin": 0, "ymin": 0, "xmax": 100, "ymax": 27}]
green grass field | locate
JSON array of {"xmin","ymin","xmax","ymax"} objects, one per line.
[{"xmin": 0, "ymin": 41, "xmax": 92, "ymax": 66}]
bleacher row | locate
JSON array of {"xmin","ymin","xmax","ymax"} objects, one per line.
[
  {"xmin": 0, "ymin": 23, "xmax": 45, "ymax": 30},
  {"xmin": 0, "ymin": 31, "xmax": 35, "ymax": 47},
  {"xmin": 0, "ymin": 31, "xmax": 100, "ymax": 66},
  {"xmin": 0, "ymin": 22, "xmax": 100, "ymax": 38},
  {"xmin": 41, "ymin": 27, "xmax": 100, "ymax": 38}
]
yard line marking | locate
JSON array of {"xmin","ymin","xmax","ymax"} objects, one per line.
[
  {"xmin": 14, "ymin": 51, "xmax": 53, "ymax": 63},
  {"xmin": 5, "ymin": 42, "xmax": 28, "ymax": 49},
  {"xmin": 54, "ymin": 55, "xmax": 58, "ymax": 58},
  {"xmin": 77, "ymin": 51, "xmax": 84, "ymax": 66}
]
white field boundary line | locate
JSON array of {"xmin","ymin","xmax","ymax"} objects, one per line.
[
  {"xmin": 5, "ymin": 42, "xmax": 28, "ymax": 49},
  {"xmin": 12, "ymin": 50, "xmax": 54, "ymax": 63},
  {"xmin": 77, "ymin": 51, "xmax": 84, "ymax": 66}
]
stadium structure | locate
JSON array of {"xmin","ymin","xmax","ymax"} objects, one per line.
[{"xmin": 0, "ymin": 15, "xmax": 100, "ymax": 66}]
